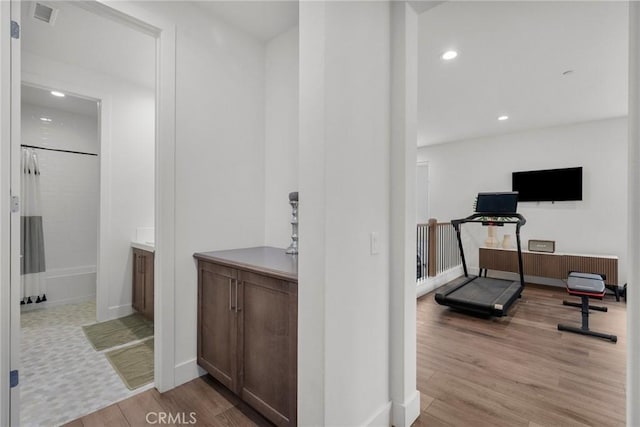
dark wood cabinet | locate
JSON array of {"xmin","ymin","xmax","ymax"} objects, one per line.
[
  {"xmin": 132, "ymin": 248, "xmax": 154, "ymax": 321},
  {"xmin": 197, "ymin": 261, "xmax": 237, "ymax": 392},
  {"xmin": 479, "ymin": 247, "xmax": 618, "ymax": 285},
  {"xmin": 195, "ymin": 247, "xmax": 297, "ymax": 427}
]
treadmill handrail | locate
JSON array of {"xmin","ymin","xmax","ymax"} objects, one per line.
[
  {"xmin": 450, "ymin": 212, "xmax": 526, "ymax": 288},
  {"xmin": 451, "ymin": 213, "xmax": 526, "ymax": 229}
]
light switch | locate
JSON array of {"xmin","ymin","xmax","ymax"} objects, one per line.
[{"xmin": 370, "ymin": 232, "xmax": 380, "ymax": 255}]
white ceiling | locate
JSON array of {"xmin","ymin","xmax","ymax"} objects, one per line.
[
  {"xmin": 21, "ymin": 1, "xmax": 626, "ymax": 148},
  {"xmin": 20, "ymin": 1, "xmax": 297, "ymax": 90},
  {"xmin": 418, "ymin": 1, "xmax": 628, "ymax": 146},
  {"xmin": 22, "ymin": 84, "xmax": 98, "ymax": 118},
  {"xmin": 196, "ymin": 1, "xmax": 299, "ymax": 42},
  {"xmin": 20, "ymin": 1, "xmax": 155, "ymax": 89}
]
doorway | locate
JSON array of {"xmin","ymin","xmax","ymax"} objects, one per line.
[
  {"xmin": 1, "ymin": 0, "xmax": 176, "ymax": 424},
  {"xmin": 12, "ymin": 1, "xmax": 159, "ymax": 424},
  {"xmin": 17, "ymin": 83, "xmax": 141, "ymax": 426}
]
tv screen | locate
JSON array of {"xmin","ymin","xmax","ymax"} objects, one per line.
[
  {"xmin": 512, "ymin": 167, "xmax": 582, "ymax": 202},
  {"xmin": 475, "ymin": 192, "xmax": 519, "ymax": 214}
]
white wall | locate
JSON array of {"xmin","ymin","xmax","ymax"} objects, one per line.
[
  {"xmin": 418, "ymin": 117, "xmax": 628, "ymax": 284},
  {"xmin": 416, "ymin": 162, "xmax": 429, "ymax": 223},
  {"xmin": 22, "ymin": 52, "xmax": 155, "ymax": 317},
  {"xmin": 133, "ymin": 2, "xmax": 268, "ymax": 380},
  {"xmin": 299, "ymin": 1, "xmax": 392, "ymax": 424},
  {"xmin": 21, "ymin": 102, "xmax": 98, "ymax": 306},
  {"xmin": 264, "ymin": 26, "xmax": 299, "ymax": 248}
]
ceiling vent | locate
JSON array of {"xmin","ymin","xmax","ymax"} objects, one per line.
[{"xmin": 31, "ymin": 2, "xmax": 58, "ymax": 25}]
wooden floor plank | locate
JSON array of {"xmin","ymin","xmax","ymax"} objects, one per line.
[
  {"xmin": 215, "ymin": 403, "xmax": 274, "ymax": 427},
  {"xmin": 78, "ymin": 404, "xmax": 129, "ymax": 427},
  {"xmin": 118, "ymin": 390, "xmax": 177, "ymax": 427},
  {"xmin": 425, "ymin": 397, "xmax": 527, "ymax": 427},
  {"xmin": 419, "ymin": 392, "xmax": 435, "ymax": 412},
  {"xmin": 60, "ymin": 419, "xmax": 84, "ymax": 427},
  {"xmin": 149, "ymin": 377, "xmax": 240, "ymax": 426},
  {"xmin": 412, "ymin": 411, "xmax": 453, "ymax": 427}
]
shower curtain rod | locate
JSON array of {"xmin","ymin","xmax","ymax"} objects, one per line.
[{"xmin": 21, "ymin": 144, "xmax": 98, "ymax": 157}]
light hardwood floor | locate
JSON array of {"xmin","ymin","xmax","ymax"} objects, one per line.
[
  {"xmin": 414, "ymin": 284, "xmax": 626, "ymax": 427},
  {"xmin": 66, "ymin": 284, "xmax": 625, "ymax": 427}
]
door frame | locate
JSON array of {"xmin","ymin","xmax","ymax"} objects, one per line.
[
  {"xmin": 0, "ymin": 0, "xmax": 8, "ymax": 414},
  {"xmin": 82, "ymin": 0, "xmax": 178, "ymax": 395},
  {"xmin": 0, "ymin": 1, "xmax": 18, "ymax": 425},
  {"xmin": 8, "ymin": 2, "xmax": 20, "ymax": 424}
]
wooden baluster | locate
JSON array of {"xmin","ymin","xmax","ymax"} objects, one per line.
[{"xmin": 428, "ymin": 218, "xmax": 437, "ymax": 277}]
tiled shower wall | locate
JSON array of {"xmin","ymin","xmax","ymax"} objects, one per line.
[{"xmin": 21, "ymin": 101, "xmax": 99, "ymax": 306}]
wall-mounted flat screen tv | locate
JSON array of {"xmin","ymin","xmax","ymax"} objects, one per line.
[{"xmin": 512, "ymin": 167, "xmax": 582, "ymax": 202}]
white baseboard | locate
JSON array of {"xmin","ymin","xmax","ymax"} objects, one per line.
[
  {"xmin": 416, "ymin": 265, "xmax": 464, "ymax": 298},
  {"xmin": 392, "ymin": 390, "xmax": 420, "ymax": 427},
  {"xmin": 22, "ymin": 267, "xmax": 97, "ymax": 310},
  {"xmin": 106, "ymin": 303, "xmax": 135, "ymax": 320},
  {"xmin": 361, "ymin": 400, "xmax": 391, "ymax": 427},
  {"xmin": 20, "ymin": 293, "xmax": 95, "ymax": 312},
  {"xmin": 175, "ymin": 358, "xmax": 206, "ymax": 388},
  {"xmin": 47, "ymin": 265, "xmax": 96, "ymax": 279}
]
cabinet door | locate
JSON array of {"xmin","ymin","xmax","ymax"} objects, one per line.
[
  {"xmin": 132, "ymin": 250, "xmax": 144, "ymax": 313},
  {"xmin": 237, "ymin": 270, "xmax": 297, "ymax": 427},
  {"xmin": 198, "ymin": 261, "xmax": 238, "ymax": 392},
  {"xmin": 143, "ymin": 252, "xmax": 154, "ymax": 321}
]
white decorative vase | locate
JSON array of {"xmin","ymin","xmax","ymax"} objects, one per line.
[
  {"xmin": 485, "ymin": 225, "xmax": 499, "ymax": 248},
  {"xmin": 501, "ymin": 234, "xmax": 512, "ymax": 249}
]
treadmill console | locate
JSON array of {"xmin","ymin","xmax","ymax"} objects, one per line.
[{"xmin": 475, "ymin": 192, "xmax": 518, "ymax": 214}]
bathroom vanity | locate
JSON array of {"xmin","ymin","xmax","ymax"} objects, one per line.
[
  {"xmin": 131, "ymin": 244, "xmax": 154, "ymax": 321},
  {"xmin": 194, "ymin": 246, "xmax": 297, "ymax": 427}
]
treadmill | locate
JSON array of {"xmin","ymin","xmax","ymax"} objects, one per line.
[{"xmin": 434, "ymin": 192, "xmax": 526, "ymax": 317}]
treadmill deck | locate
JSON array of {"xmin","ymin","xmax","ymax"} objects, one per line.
[{"xmin": 435, "ymin": 276, "xmax": 523, "ymax": 316}]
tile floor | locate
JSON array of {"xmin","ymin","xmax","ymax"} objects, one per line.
[{"xmin": 20, "ymin": 301, "xmax": 151, "ymax": 427}]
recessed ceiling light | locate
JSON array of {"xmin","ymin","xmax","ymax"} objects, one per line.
[
  {"xmin": 498, "ymin": 115, "xmax": 509, "ymax": 121},
  {"xmin": 40, "ymin": 117, "xmax": 52, "ymax": 122},
  {"xmin": 441, "ymin": 50, "xmax": 458, "ymax": 60},
  {"xmin": 50, "ymin": 91, "xmax": 65, "ymax": 97}
]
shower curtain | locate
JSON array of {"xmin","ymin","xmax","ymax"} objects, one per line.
[{"xmin": 21, "ymin": 148, "xmax": 47, "ymax": 304}]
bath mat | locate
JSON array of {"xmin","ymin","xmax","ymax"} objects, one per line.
[
  {"xmin": 82, "ymin": 314, "xmax": 153, "ymax": 351},
  {"xmin": 106, "ymin": 338, "xmax": 154, "ymax": 390}
]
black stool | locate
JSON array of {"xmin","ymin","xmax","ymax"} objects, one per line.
[{"xmin": 557, "ymin": 272, "xmax": 617, "ymax": 343}]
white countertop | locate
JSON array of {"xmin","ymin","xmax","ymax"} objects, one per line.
[{"xmin": 131, "ymin": 241, "xmax": 155, "ymax": 252}]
